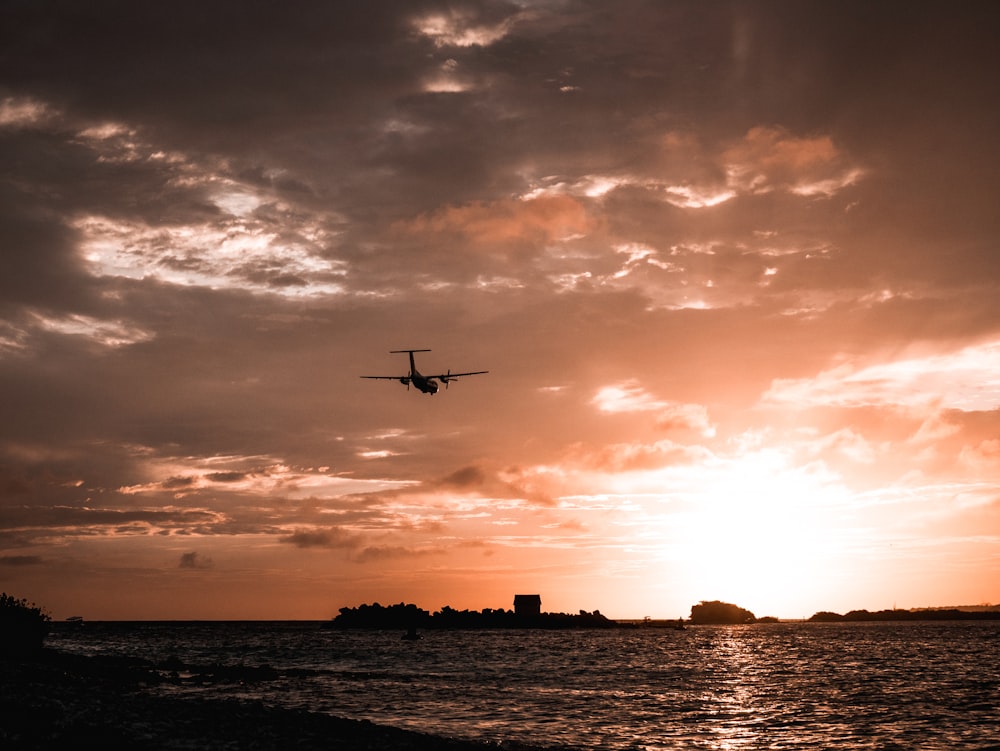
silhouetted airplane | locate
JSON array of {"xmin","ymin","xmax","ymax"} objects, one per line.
[{"xmin": 361, "ymin": 349, "xmax": 488, "ymax": 395}]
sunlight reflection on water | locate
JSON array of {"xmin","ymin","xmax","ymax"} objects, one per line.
[{"xmin": 51, "ymin": 621, "xmax": 1000, "ymax": 750}]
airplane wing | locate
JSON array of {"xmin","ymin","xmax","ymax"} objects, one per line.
[
  {"xmin": 426, "ymin": 370, "xmax": 489, "ymax": 379},
  {"xmin": 360, "ymin": 375, "xmax": 405, "ymax": 380}
]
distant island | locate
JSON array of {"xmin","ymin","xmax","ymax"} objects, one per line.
[
  {"xmin": 688, "ymin": 601, "xmax": 1000, "ymax": 624},
  {"xmin": 326, "ymin": 600, "xmax": 616, "ymax": 630},
  {"xmin": 677, "ymin": 600, "xmax": 1000, "ymax": 624},
  {"xmin": 807, "ymin": 607, "xmax": 1000, "ymax": 622},
  {"xmin": 688, "ymin": 600, "xmax": 757, "ymax": 624},
  {"xmin": 324, "ymin": 597, "xmax": 1000, "ymax": 630}
]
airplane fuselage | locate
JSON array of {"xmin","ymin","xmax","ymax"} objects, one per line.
[{"xmin": 402, "ymin": 372, "xmax": 439, "ymax": 394}]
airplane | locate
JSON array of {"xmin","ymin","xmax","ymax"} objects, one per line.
[{"xmin": 360, "ymin": 349, "xmax": 488, "ymax": 395}]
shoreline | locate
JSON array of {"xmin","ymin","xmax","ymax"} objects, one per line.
[{"xmin": 0, "ymin": 648, "xmax": 559, "ymax": 750}]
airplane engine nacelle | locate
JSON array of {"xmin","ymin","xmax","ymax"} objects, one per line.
[{"xmin": 400, "ymin": 377, "xmax": 410, "ymax": 386}]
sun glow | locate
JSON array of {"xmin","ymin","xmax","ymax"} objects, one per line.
[{"xmin": 662, "ymin": 449, "xmax": 848, "ymax": 617}]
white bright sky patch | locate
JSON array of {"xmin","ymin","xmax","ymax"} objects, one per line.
[
  {"xmin": 0, "ymin": 325, "xmax": 26, "ymax": 354},
  {"xmin": 212, "ymin": 188, "xmax": 263, "ymax": 216},
  {"xmin": 592, "ymin": 380, "xmax": 669, "ymax": 413},
  {"xmin": 665, "ymin": 449, "xmax": 846, "ymax": 581},
  {"xmin": 77, "ymin": 122, "xmax": 134, "ymax": 141},
  {"xmin": 30, "ymin": 312, "xmax": 154, "ymax": 347},
  {"xmin": 422, "ymin": 77, "xmax": 469, "ymax": 94},
  {"xmin": 580, "ymin": 176, "xmax": 626, "ymax": 198},
  {"xmin": 421, "ymin": 60, "xmax": 470, "ymax": 93},
  {"xmin": 0, "ymin": 95, "xmax": 51, "ymax": 127},
  {"xmin": 74, "ymin": 214, "xmax": 346, "ymax": 297},
  {"xmin": 764, "ymin": 339, "xmax": 1000, "ymax": 411},
  {"xmin": 664, "ymin": 184, "xmax": 736, "ymax": 208},
  {"xmin": 791, "ymin": 167, "xmax": 866, "ymax": 197},
  {"xmin": 413, "ymin": 12, "xmax": 517, "ymax": 47},
  {"xmin": 116, "ymin": 454, "xmax": 415, "ymax": 500}
]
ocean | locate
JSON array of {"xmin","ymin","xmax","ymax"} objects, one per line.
[{"xmin": 47, "ymin": 620, "xmax": 1000, "ymax": 750}]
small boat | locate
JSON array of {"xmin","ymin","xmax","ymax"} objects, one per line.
[
  {"xmin": 66, "ymin": 616, "xmax": 85, "ymax": 628},
  {"xmin": 401, "ymin": 626, "xmax": 422, "ymax": 641}
]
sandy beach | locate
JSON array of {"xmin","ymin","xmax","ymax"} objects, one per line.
[{"xmin": 0, "ymin": 648, "xmax": 560, "ymax": 750}]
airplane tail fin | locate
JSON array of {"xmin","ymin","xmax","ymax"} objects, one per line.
[{"xmin": 389, "ymin": 349, "xmax": 430, "ymax": 376}]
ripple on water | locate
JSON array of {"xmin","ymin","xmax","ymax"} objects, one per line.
[{"xmin": 48, "ymin": 621, "xmax": 1000, "ymax": 750}]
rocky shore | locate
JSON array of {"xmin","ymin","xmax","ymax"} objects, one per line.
[{"xmin": 1, "ymin": 649, "xmax": 560, "ymax": 750}]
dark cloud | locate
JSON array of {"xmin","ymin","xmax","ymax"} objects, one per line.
[
  {"xmin": 439, "ymin": 466, "xmax": 486, "ymax": 489},
  {"xmin": 178, "ymin": 551, "xmax": 212, "ymax": 569},
  {"xmin": 0, "ymin": 177, "xmax": 95, "ymax": 313},
  {"xmin": 281, "ymin": 527, "xmax": 361, "ymax": 550},
  {"xmin": 206, "ymin": 472, "xmax": 249, "ymax": 483},
  {"xmin": 161, "ymin": 477, "xmax": 196, "ymax": 490},
  {"xmin": 0, "ymin": 555, "xmax": 44, "ymax": 567},
  {"xmin": 0, "ymin": 505, "xmax": 217, "ymax": 531}
]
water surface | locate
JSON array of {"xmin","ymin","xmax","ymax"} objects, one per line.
[{"xmin": 50, "ymin": 621, "xmax": 1000, "ymax": 749}]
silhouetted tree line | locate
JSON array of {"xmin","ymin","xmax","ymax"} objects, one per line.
[
  {"xmin": 0, "ymin": 592, "xmax": 51, "ymax": 655},
  {"xmin": 808, "ymin": 608, "xmax": 1000, "ymax": 622},
  {"xmin": 327, "ymin": 602, "xmax": 617, "ymax": 629}
]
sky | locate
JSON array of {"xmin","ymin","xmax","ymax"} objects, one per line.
[{"xmin": 2, "ymin": 0, "xmax": 1000, "ymax": 621}]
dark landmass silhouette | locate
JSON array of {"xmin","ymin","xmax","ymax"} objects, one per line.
[
  {"xmin": 1, "ymin": 592, "xmax": 51, "ymax": 657},
  {"xmin": 808, "ymin": 608, "xmax": 1000, "ymax": 622},
  {"xmin": 326, "ymin": 600, "xmax": 1000, "ymax": 629},
  {"xmin": 326, "ymin": 602, "xmax": 616, "ymax": 630},
  {"xmin": 689, "ymin": 600, "xmax": 756, "ymax": 625}
]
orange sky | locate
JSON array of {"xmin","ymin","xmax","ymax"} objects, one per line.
[{"xmin": 2, "ymin": 1, "xmax": 999, "ymax": 621}]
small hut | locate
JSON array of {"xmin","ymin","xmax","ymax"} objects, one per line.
[{"xmin": 513, "ymin": 594, "xmax": 541, "ymax": 617}]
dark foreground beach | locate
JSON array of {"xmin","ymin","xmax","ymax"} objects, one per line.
[{"xmin": 0, "ymin": 649, "xmax": 560, "ymax": 750}]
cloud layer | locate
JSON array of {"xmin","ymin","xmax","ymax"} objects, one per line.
[{"xmin": 2, "ymin": 1, "xmax": 999, "ymax": 619}]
